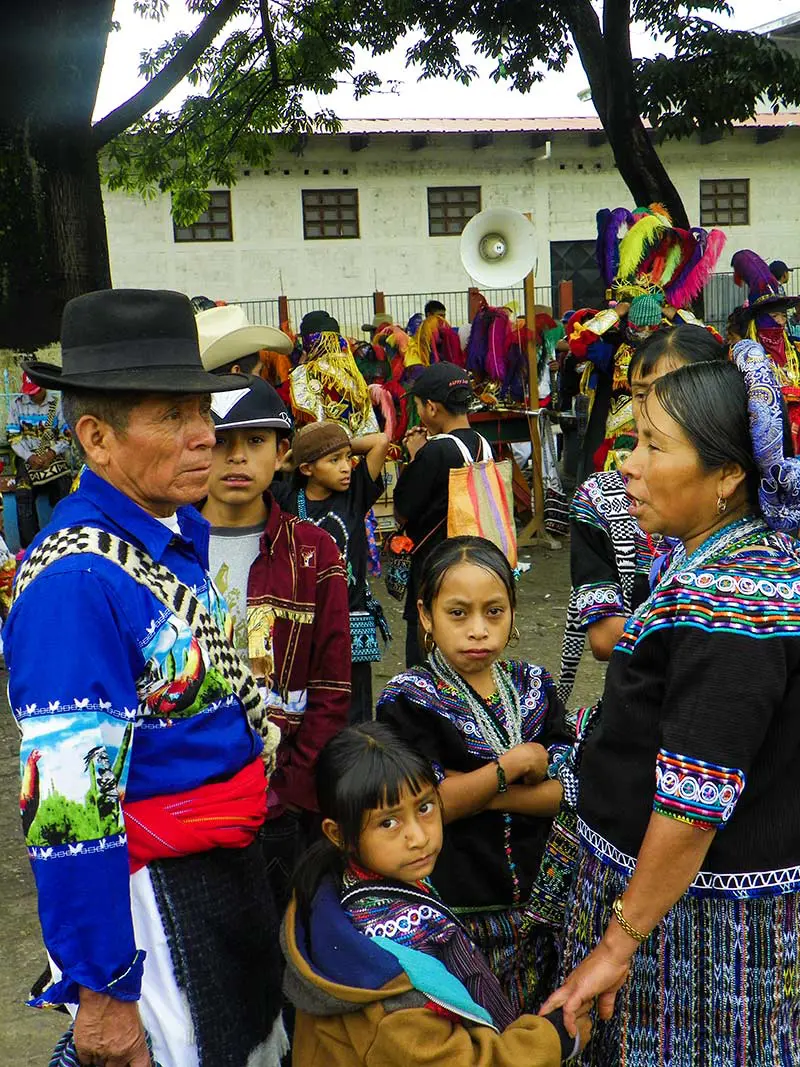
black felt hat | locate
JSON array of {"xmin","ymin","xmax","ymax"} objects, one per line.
[
  {"xmin": 299, "ymin": 310, "xmax": 340, "ymax": 336},
  {"xmin": 24, "ymin": 289, "xmax": 247, "ymax": 394}
]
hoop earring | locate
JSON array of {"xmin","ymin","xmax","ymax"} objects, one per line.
[
  {"xmin": 717, "ymin": 496, "xmax": 728, "ymax": 515},
  {"xmin": 423, "ymin": 630, "xmax": 436, "ymax": 655},
  {"xmin": 506, "ymin": 625, "xmax": 521, "ymax": 647}
]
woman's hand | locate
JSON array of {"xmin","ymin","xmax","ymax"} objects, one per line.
[
  {"xmin": 500, "ymin": 741, "xmax": 549, "ymax": 784},
  {"xmin": 539, "ymin": 938, "xmax": 633, "ymax": 1035}
]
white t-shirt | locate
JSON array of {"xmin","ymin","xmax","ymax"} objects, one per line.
[{"xmin": 208, "ymin": 524, "xmax": 263, "ymax": 658}]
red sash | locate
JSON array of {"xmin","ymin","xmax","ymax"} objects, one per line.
[{"xmin": 123, "ymin": 757, "xmax": 267, "ymax": 874}]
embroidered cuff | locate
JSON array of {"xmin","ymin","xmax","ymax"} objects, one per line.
[
  {"xmin": 654, "ymin": 749, "xmax": 745, "ymax": 830},
  {"xmin": 574, "ymin": 583, "xmax": 625, "ymax": 628}
]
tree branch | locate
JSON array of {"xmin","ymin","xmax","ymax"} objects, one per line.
[
  {"xmin": 259, "ymin": 0, "xmax": 280, "ymax": 88},
  {"xmin": 564, "ymin": 0, "xmax": 608, "ymax": 123},
  {"xmin": 92, "ymin": 0, "xmax": 243, "ymax": 148}
]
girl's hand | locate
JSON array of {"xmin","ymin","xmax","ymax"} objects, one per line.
[
  {"xmin": 499, "ymin": 742, "xmax": 548, "ymax": 783},
  {"xmin": 539, "ymin": 939, "xmax": 633, "ymax": 1035}
]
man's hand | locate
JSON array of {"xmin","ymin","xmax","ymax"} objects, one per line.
[
  {"xmin": 74, "ymin": 988, "xmax": 150, "ymax": 1066},
  {"xmin": 403, "ymin": 426, "xmax": 428, "ymax": 460}
]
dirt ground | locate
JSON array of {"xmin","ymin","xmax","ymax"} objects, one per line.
[{"xmin": 0, "ymin": 542, "xmax": 606, "ymax": 1063}]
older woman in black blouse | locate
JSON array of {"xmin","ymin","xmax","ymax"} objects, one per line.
[{"xmin": 542, "ymin": 342, "xmax": 800, "ymax": 1066}]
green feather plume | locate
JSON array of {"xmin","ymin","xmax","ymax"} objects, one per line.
[{"xmin": 617, "ymin": 214, "xmax": 668, "ymax": 281}]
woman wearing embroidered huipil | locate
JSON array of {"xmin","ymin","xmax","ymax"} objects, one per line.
[
  {"xmin": 558, "ymin": 325, "xmax": 727, "ymax": 706},
  {"xmin": 378, "ymin": 537, "xmax": 571, "ymax": 1016},
  {"xmin": 541, "ymin": 342, "xmax": 800, "ymax": 1066}
]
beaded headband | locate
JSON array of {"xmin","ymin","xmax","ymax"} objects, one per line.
[{"xmin": 731, "ymin": 339, "xmax": 800, "ymax": 531}]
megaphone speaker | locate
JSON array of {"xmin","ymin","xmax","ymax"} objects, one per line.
[{"xmin": 460, "ymin": 208, "xmax": 537, "ymax": 288}]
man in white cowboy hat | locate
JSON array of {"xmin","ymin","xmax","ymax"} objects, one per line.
[
  {"xmin": 196, "ymin": 303, "xmax": 293, "ymax": 376},
  {"xmin": 5, "ymin": 289, "xmax": 287, "ymax": 1067}
]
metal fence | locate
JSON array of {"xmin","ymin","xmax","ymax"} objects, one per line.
[
  {"xmin": 703, "ymin": 268, "xmax": 800, "ymax": 332},
  {"xmin": 383, "ymin": 286, "xmax": 553, "ymax": 332},
  {"xmin": 234, "ymin": 269, "xmax": 800, "ymax": 340},
  {"xmin": 233, "ymin": 298, "xmax": 281, "ymax": 328},
  {"xmin": 287, "ymin": 295, "xmax": 375, "ymax": 339}
]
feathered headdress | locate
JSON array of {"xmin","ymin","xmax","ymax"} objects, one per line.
[
  {"xmin": 731, "ymin": 250, "xmax": 797, "ymax": 319},
  {"xmin": 597, "ymin": 204, "xmax": 726, "ymax": 309}
]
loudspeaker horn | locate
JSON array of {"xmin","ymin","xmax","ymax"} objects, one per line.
[{"xmin": 460, "ymin": 208, "xmax": 537, "ymax": 288}]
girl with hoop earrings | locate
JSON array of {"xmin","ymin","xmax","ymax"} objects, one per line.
[{"xmin": 377, "ymin": 535, "xmax": 571, "ymax": 1016}]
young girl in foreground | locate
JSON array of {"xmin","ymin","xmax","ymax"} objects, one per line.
[
  {"xmin": 377, "ymin": 536, "xmax": 570, "ymax": 1014},
  {"xmin": 282, "ymin": 723, "xmax": 588, "ymax": 1066}
]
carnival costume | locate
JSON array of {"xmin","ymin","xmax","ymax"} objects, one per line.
[
  {"xmin": 732, "ymin": 248, "xmax": 800, "ymax": 453},
  {"xmin": 562, "ymin": 340, "xmax": 800, "ymax": 1065},
  {"xmin": 377, "ymin": 655, "xmax": 571, "ymax": 1014},
  {"xmin": 571, "ymin": 206, "xmax": 725, "ymax": 474},
  {"xmin": 290, "ymin": 329, "xmax": 379, "ymax": 437}
]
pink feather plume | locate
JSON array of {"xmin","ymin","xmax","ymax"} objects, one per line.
[
  {"xmin": 667, "ymin": 229, "xmax": 726, "ymax": 309},
  {"xmin": 369, "ymin": 384, "xmax": 396, "ymax": 442}
]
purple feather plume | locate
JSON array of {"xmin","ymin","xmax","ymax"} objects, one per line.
[
  {"xmin": 731, "ymin": 249, "xmax": 780, "ymax": 301},
  {"xmin": 466, "ymin": 306, "xmax": 491, "ymax": 376},
  {"xmin": 596, "ymin": 207, "xmax": 633, "ymax": 286}
]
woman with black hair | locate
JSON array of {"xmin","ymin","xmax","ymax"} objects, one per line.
[
  {"xmin": 558, "ymin": 325, "xmax": 727, "ymax": 704},
  {"xmin": 541, "ymin": 342, "xmax": 800, "ymax": 1066},
  {"xmin": 376, "ymin": 536, "xmax": 571, "ymax": 1015}
]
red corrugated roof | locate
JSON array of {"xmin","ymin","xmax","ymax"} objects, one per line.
[{"xmin": 328, "ymin": 114, "xmax": 800, "ymax": 135}]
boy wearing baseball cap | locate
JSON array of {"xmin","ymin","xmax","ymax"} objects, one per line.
[
  {"xmin": 393, "ymin": 364, "xmax": 489, "ymax": 666},
  {"xmin": 201, "ymin": 376, "xmax": 351, "ymax": 909}
]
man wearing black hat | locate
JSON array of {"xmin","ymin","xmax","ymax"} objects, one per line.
[
  {"xmin": 5, "ymin": 290, "xmax": 286, "ymax": 1067},
  {"xmin": 393, "ymin": 363, "xmax": 489, "ymax": 666}
]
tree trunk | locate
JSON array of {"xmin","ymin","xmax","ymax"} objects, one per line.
[
  {"xmin": 0, "ymin": 124, "xmax": 111, "ymax": 351},
  {"xmin": 567, "ymin": 0, "xmax": 690, "ymax": 230},
  {"xmin": 0, "ymin": 0, "xmax": 113, "ymax": 351}
]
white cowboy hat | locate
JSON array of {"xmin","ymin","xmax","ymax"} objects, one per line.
[{"xmin": 196, "ymin": 304, "xmax": 293, "ymax": 369}]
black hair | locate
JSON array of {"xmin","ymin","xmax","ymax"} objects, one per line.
[
  {"xmin": 439, "ymin": 394, "xmax": 471, "ymax": 416},
  {"xmin": 727, "ymin": 306, "xmax": 751, "ymax": 340},
  {"xmin": 291, "ymin": 723, "xmax": 438, "ymax": 929},
  {"xmin": 418, "ymin": 535, "xmax": 517, "ymax": 614},
  {"xmin": 627, "ymin": 324, "xmax": 726, "ymax": 384},
  {"xmin": 425, "ymin": 300, "xmax": 446, "ymax": 317},
  {"xmin": 211, "ymin": 352, "xmax": 261, "ymax": 377},
  {"xmin": 651, "ymin": 361, "xmax": 761, "ymax": 506}
]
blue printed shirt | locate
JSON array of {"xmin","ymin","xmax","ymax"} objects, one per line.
[{"xmin": 4, "ymin": 469, "xmax": 262, "ymax": 1006}]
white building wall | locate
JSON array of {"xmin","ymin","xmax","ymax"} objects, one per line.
[{"xmin": 103, "ymin": 127, "xmax": 800, "ymax": 309}]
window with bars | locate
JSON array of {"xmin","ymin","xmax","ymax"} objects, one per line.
[
  {"xmin": 428, "ymin": 186, "xmax": 482, "ymax": 236},
  {"xmin": 173, "ymin": 191, "xmax": 233, "ymax": 242},
  {"xmin": 699, "ymin": 179, "xmax": 749, "ymax": 227},
  {"xmin": 302, "ymin": 189, "xmax": 360, "ymax": 239}
]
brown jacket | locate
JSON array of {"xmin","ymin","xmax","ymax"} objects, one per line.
[{"xmin": 281, "ymin": 885, "xmax": 567, "ymax": 1067}]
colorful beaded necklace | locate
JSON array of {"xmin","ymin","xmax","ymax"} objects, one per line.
[{"xmin": 428, "ymin": 648, "xmax": 523, "ymax": 753}]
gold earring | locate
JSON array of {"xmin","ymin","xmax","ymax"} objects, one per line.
[
  {"xmin": 717, "ymin": 496, "xmax": 728, "ymax": 515},
  {"xmin": 506, "ymin": 625, "xmax": 521, "ymax": 647},
  {"xmin": 423, "ymin": 630, "xmax": 436, "ymax": 655}
]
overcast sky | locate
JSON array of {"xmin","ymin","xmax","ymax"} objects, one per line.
[{"xmin": 95, "ymin": 0, "xmax": 799, "ymax": 123}]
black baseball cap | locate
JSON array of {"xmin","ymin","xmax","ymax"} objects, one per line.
[
  {"xmin": 769, "ymin": 260, "xmax": 792, "ymax": 278},
  {"xmin": 211, "ymin": 375, "xmax": 293, "ymax": 435},
  {"xmin": 408, "ymin": 362, "xmax": 473, "ymax": 404}
]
